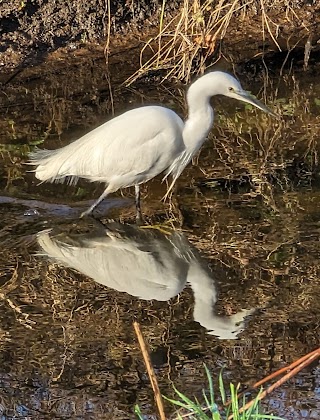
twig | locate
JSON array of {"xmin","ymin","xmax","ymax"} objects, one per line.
[
  {"xmin": 225, "ymin": 348, "xmax": 320, "ymax": 410},
  {"xmin": 253, "ymin": 348, "xmax": 320, "ymax": 388},
  {"xmin": 227, "ymin": 347, "xmax": 320, "ymax": 419},
  {"xmin": 133, "ymin": 321, "xmax": 166, "ymax": 420}
]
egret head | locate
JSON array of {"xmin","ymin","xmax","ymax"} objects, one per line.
[{"xmin": 198, "ymin": 71, "xmax": 277, "ymax": 117}]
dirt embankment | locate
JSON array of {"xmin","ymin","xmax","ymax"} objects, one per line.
[
  {"xmin": 0, "ymin": 0, "xmax": 181, "ymax": 68},
  {"xmin": 1, "ymin": 0, "xmax": 320, "ymax": 71}
]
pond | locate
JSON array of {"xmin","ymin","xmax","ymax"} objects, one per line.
[{"xmin": 0, "ymin": 47, "xmax": 319, "ymax": 419}]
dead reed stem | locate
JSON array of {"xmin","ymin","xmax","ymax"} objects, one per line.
[{"xmin": 133, "ymin": 321, "xmax": 166, "ymax": 420}]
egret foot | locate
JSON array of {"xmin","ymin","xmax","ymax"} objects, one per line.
[
  {"xmin": 80, "ymin": 189, "xmax": 109, "ymax": 218},
  {"xmin": 80, "ymin": 209, "xmax": 93, "ymax": 218}
]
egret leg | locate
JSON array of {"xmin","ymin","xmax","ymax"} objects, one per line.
[
  {"xmin": 135, "ymin": 184, "xmax": 143, "ymax": 223},
  {"xmin": 80, "ymin": 189, "xmax": 109, "ymax": 218}
]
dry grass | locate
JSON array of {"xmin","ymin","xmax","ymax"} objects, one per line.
[{"xmin": 124, "ymin": 0, "xmax": 299, "ymax": 86}]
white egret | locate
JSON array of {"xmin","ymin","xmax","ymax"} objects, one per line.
[
  {"xmin": 37, "ymin": 224, "xmax": 254, "ymax": 339},
  {"xmin": 29, "ymin": 71, "xmax": 276, "ymax": 219}
]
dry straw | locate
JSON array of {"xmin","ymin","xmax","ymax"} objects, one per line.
[{"xmin": 124, "ymin": 0, "xmax": 285, "ymax": 86}]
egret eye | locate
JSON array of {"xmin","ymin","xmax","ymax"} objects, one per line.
[{"xmin": 228, "ymin": 87, "xmax": 234, "ymax": 92}]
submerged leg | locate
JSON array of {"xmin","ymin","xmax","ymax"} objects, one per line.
[
  {"xmin": 80, "ymin": 188, "xmax": 109, "ymax": 218},
  {"xmin": 135, "ymin": 184, "xmax": 142, "ymax": 223}
]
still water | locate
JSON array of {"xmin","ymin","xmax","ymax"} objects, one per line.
[{"xmin": 0, "ymin": 47, "xmax": 319, "ymax": 419}]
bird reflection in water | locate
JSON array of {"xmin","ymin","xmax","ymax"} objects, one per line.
[{"xmin": 37, "ymin": 223, "xmax": 254, "ymax": 339}]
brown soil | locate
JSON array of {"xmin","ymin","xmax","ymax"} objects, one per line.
[
  {"xmin": 1, "ymin": 0, "xmax": 320, "ymax": 72},
  {"xmin": 0, "ymin": 0, "xmax": 180, "ymax": 69}
]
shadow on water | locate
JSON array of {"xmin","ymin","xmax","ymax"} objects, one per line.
[{"xmin": 0, "ymin": 48, "xmax": 320, "ymax": 419}]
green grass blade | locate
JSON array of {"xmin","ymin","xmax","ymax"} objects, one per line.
[
  {"xmin": 163, "ymin": 395, "xmax": 194, "ymax": 409},
  {"xmin": 201, "ymin": 391, "xmax": 221, "ymax": 420},
  {"xmin": 136, "ymin": 367, "xmax": 286, "ymax": 420},
  {"xmin": 134, "ymin": 404, "xmax": 144, "ymax": 419},
  {"xmin": 218, "ymin": 371, "xmax": 226, "ymax": 405},
  {"xmin": 230, "ymin": 383, "xmax": 239, "ymax": 420},
  {"xmin": 204, "ymin": 364, "xmax": 215, "ymax": 408}
]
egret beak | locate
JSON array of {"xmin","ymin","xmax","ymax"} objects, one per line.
[{"xmin": 235, "ymin": 90, "xmax": 278, "ymax": 118}]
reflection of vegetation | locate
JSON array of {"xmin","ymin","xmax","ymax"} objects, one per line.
[
  {"xmin": 0, "ymin": 141, "xmax": 45, "ymax": 190},
  {"xmin": 0, "ymin": 141, "xmax": 43, "ymax": 157},
  {"xmin": 197, "ymin": 74, "xmax": 320, "ymax": 212},
  {"xmin": 0, "ymin": 185, "xmax": 319, "ymax": 417}
]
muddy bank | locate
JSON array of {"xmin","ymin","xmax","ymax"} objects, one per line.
[
  {"xmin": 1, "ymin": 0, "xmax": 320, "ymax": 71},
  {"xmin": 0, "ymin": 0, "xmax": 179, "ymax": 69}
]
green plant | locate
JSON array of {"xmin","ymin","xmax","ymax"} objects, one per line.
[{"xmin": 135, "ymin": 366, "xmax": 285, "ymax": 419}]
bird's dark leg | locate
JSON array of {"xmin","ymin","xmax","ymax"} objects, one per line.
[
  {"xmin": 135, "ymin": 184, "xmax": 143, "ymax": 224},
  {"xmin": 80, "ymin": 189, "xmax": 109, "ymax": 218}
]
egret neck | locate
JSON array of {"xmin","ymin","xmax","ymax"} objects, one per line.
[
  {"xmin": 182, "ymin": 77, "xmax": 215, "ymax": 158},
  {"xmin": 162, "ymin": 80, "xmax": 215, "ymax": 199}
]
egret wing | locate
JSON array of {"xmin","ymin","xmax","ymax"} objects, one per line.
[{"xmin": 30, "ymin": 106, "xmax": 184, "ymax": 188}]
